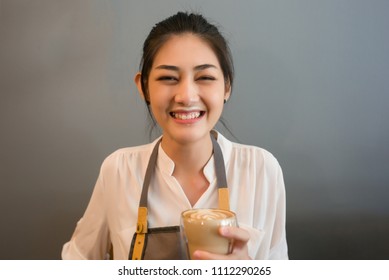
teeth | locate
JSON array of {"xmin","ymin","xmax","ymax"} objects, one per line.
[{"xmin": 172, "ymin": 112, "xmax": 201, "ymax": 120}]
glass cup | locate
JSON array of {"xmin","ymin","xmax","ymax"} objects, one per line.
[{"xmin": 180, "ymin": 208, "xmax": 237, "ymax": 259}]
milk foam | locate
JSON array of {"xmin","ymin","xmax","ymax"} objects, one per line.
[{"xmin": 186, "ymin": 209, "xmax": 232, "ymax": 221}]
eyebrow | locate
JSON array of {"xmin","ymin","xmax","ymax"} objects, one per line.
[{"xmin": 154, "ymin": 64, "xmax": 218, "ymax": 71}]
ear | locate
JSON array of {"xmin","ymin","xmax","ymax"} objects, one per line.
[
  {"xmin": 134, "ymin": 72, "xmax": 149, "ymax": 103},
  {"xmin": 224, "ymin": 81, "xmax": 232, "ymax": 102}
]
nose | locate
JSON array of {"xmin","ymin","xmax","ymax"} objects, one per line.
[{"xmin": 174, "ymin": 78, "xmax": 199, "ymax": 105}]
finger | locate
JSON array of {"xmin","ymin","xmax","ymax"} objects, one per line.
[
  {"xmin": 193, "ymin": 248, "xmax": 250, "ymax": 260},
  {"xmin": 219, "ymin": 226, "xmax": 250, "ymax": 243},
  {"xmin": 192, "ymin": 250, "xmax": 231, "ymax": 260}
]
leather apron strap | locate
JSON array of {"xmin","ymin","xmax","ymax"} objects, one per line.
[
  {"xmin": 211, "ymin": 134, "xmax": 230, "ymax": 211},
  {"xmin": 131, "ymin": 133, "xmax": 229, "ymax": 260},
  {"xmin": 131, "ymin": 138, "xmax": 161, "ymax": 260}
]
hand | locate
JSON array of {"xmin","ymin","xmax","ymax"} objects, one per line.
[{"xmin": 192, "ymin": 226, "xmax": 251, "ymax": 260}]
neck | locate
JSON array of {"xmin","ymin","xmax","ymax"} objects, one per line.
[{"xmin": 161, "ymin": 135, "xmax": 213, "ymax": 175}]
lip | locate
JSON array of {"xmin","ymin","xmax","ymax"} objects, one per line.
[{"xmin": 169, "ymin": 110, "xmax": 206, "ymax": 124}]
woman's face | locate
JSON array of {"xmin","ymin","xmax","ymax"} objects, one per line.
[{"xmin": 141, "ymin": 34, "xmax": 230, "ymax": 146}]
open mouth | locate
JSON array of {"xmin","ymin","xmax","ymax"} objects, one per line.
[{"xmin": 170, "ymin": 111, "xmax": 205, "ymax": 120}]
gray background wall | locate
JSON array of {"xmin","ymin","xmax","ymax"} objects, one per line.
[{"xmin": 1, "ymin": 0, "xmax": 388, "ymax": 259}]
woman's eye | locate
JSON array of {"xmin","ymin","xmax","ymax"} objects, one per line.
[
  {"xmin": 197, "ymin": 76, "xmax": 216, "ymax": 81},
  {"xmin": 157, "ymin": 76, "xmax": 178, "ymax": 82}
]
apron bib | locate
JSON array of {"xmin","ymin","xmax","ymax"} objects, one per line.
[{"xmin": 128, "ymin": 134, "xmax": 230, "ymax": 260}]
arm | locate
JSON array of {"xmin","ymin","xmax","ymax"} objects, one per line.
[
  {"xmin": 194, "ymin": 158, "xmax": 288, "ymax": 260},
  {"xmin": 268, "ymin": 164, "xmax": 288, "ymax": 259},
  {"xmin": 61, "ymin": 172, "xmax": 110, "ymax": 260}
]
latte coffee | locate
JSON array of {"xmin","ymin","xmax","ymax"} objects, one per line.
[{"xmin": 180, "ymin": 208, "xmax": 237, "ymax": 259}]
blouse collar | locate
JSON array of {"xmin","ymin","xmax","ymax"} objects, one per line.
[{"xmin": 155, "ymin": 131, "xmax": 232, "ymax": 182}]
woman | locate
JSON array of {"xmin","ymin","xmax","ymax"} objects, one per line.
[{"xmin": 62, "ymin": 12, "xmax": 288, "ymax": 260}]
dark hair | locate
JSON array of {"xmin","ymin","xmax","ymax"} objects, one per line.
[{"xmin": 139, "ymin": 12, "xmax": 235, "ymax": 137}]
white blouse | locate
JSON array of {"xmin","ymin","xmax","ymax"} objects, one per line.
[{"xmin": 62, "ymin": 132, "xmax": 288, "ymax": 260}]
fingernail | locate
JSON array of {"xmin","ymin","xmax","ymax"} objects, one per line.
[
  {"xmin": 220, "ymin": 227, "xmax": 229, "ymax": 235},
  {"xmin": 192, "ymin": 251, "xmax": 200, "ymax": 259}
]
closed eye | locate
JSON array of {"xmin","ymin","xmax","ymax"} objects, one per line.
[
  {"xmin": 197, "ymin": 76, "xmax": 216, "ymax": 81},
  {"xmin": 156, "ymin": 76, "xmax": 178, "ymax": 82}
]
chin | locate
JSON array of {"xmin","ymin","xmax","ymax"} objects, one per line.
[{"xmin": 166, "ymin": 129, "xmax": 211, "ymax": 145}]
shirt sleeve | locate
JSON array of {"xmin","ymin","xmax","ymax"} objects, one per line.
[
  {"xmin": 268, "ymin": 164, "xmax": 288, "ymax": 259},
  {"xmin": 61, "ymin": 170, "xmax": 111, "ymax": 260}
]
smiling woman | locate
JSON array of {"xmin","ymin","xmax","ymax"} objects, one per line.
[
  {"xmin": 61, "ymin": 11, "xmax": 288, "ymax": 260},
  {"xmin": 138, "ymin": 33, "xmax": 230, "ymax": 151}
]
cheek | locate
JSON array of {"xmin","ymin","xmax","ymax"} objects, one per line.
[
  {"xmin": 148, "ymin": 84, "xmax": 165, "ymax": 104},
  {"xmin": 208, "ymin": 86, "xmax": 227, "ymax": 106},
  {"xmin": 149, "ymin": 98, "xmax": 165, "ymax": 115},
  {"xmin": 206, "ymin": 96, "xmax": 225, "ymax": 120}
]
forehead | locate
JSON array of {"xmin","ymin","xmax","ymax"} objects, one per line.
[{"xmin": 152, "ymin": 34, "xmax": 221, "ymax": 69}]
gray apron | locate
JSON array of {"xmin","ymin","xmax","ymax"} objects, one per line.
[{"xmin": 129, "ymin": 134, "xmax": 230, "ymax": 260}]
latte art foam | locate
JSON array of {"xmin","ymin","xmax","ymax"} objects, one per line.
[
  {"xmin": 180, "ymin": 208, "xmax": 237, "ymax": 259},
  {"xmin": 183, "ymin": 209, "xmax": 234, "ymax": 222}
]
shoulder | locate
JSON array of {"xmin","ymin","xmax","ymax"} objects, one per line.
[
  {"xmin": 100, "ymin": 140, "xmax": 158, "ymax": 174},
  {"xmin": 233, "ymin": 142, "xmax": 280, "ymax": 167},
  {"xmin": 218, "ymin": 132, "xmax": 281, "ymax": 170}
]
